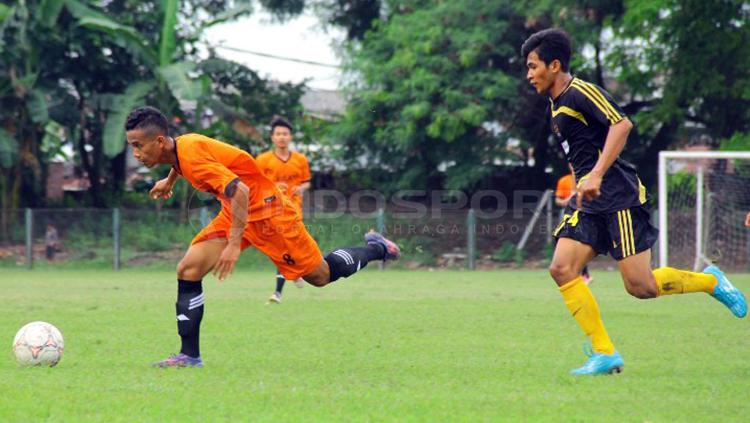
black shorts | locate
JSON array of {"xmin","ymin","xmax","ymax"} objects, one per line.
[{"xmin": 553, "ymin": 205, "xmax": 658, "ymax": 261}]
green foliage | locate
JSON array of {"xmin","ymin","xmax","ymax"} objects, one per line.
[
  {"xmin": 334, "ymin": 0, "xmax": 533, "ymax": 191},
  {"xmin": 492, "ymin": 241, "xmax": 516, "ymax": 263},
  {"xmin": 720, "ymin": 132, "xmax": 750, "ymax": 151},
  {"xmin": 102, "ymin": 82, "xmax": 154, "ymax": 157},
  {"xmin": 0, "ymin": 128, "xmax": 16, "ymax": 168},
  {"xmin": 492, "ymin": 241, "xmax": 527, "ymax": 266},
  {"xmin": 158, "ymin": 0, "xmax": 178, "ymax": 66}
]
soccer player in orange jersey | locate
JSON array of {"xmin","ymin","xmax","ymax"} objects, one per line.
[
  {"xmin": 255, "ymin": 116, "xmax": 311, "ymax": 304},
  {"xmin": 125, "ymin": 106, "xmax": 400, "ymax": 368}
]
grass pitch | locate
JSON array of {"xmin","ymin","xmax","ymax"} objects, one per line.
[{"xmin": 1, "ymin": 268, "xmax": 748, "ymax": 422}]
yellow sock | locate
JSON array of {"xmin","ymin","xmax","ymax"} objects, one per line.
[
  {"xmin": 559, "ymin": 276, "xmax": 615, "ymax": 355},
  {"xmin": 653, "ymin": 267, "xmax": 718, "ymax": 296}
]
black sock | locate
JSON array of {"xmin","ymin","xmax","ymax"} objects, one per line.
[
  {"xmin": 324, "ymin": 244, "xmax": 385, "ymax": 282},
  {"xmin": 275, "ymin": 270, "xmax": 285, "ymax": 294},
  {"xmin": 176, "ymin": 279, "xmax": 204, "ymax": 358}
]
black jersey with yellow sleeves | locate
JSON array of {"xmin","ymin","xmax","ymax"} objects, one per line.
[{"xmin": 549, "ymin": 77, "xmax": 647, "ymax": 213}]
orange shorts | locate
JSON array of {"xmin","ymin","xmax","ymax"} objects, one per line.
[{"xmin": 191, "ymin": 207, "xmax": 322, "ymax": 280}]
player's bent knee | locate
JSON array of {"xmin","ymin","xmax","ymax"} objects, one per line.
[
  {"xmin": 624, "ymin": 281, "xmax": 657, "ymax": 299},
  {"xmin": 302, "ymin": 275, "xmax": 327, "ymax": 287},
  {"xmin": 549, "ymin": 262, "xmax": 577, "ymax": 284},
  {"xmin": 177, "ymin": 259, "xmax": 203, "ymax": 281}
]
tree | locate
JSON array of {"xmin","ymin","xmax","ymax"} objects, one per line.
[
  {"xmin": 320, "ymin": 0, "xmax": 750, "ymax": 193},
  {"xmin": 0, "ymin": 0, "xmax": 309, "ymax": 218},
  {"xmin": 324, "ymin": 0, "xmax": 557, "ymax": 193},
  {"xmin": 538, "ymin": 0, "xmax": 750, "ymax": 185}
]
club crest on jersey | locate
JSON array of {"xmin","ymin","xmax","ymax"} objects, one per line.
[{"xmin": 561, "ymin": 140, "xmax": 570, "ymax": 154}]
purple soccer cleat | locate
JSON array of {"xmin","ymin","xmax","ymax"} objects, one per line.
[
  {"xmin": 153, "ymin": 353, "xmax": 203, "ymax": 368},
  {"xmin": 364, "ymin": 230, "xmax": 401, "ymax": 261}
]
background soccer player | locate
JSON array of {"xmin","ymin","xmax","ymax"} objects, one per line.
[
  {"xmin": 255, "ymin": 116, "xmax": 311, "ymax": 304},
  {"xmin": 125, "ymin": 106, "xmax": 400, "ymax": 368},
  {"xmin": 522, "ymin": 28, "xmax": 747, "ymax": 375}
]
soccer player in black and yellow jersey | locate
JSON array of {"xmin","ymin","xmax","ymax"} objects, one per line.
[{"xmin": 522, "ymin": 28, "xmax": 747, "ymax": 375}]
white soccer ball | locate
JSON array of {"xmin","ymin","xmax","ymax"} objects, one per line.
[{"xmin": 12, "ymin": 321, "xmax": 64, "ymax": 367}]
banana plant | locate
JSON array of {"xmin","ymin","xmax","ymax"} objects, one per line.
[{"xmin": 63, "ymin": 0, "xmax": 253, "ymax": 157}]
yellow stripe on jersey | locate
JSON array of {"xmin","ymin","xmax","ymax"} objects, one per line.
[
  {"xmin": 577, "ymin": 80, "xmax": 623, "ymax": 122},
  {"xmin": 571, "ymin": 80, "xmax": 623, "ymax": 125},
  {"xmin": 571, "ymin": 80, "xmax": 619, "ymax": 124},
  {"xmin": 626, "ymin": 209, "xmax": 636, "ymax": 256},
  {"xmin": 552, "ymin": 106, "xmax": 588, "ymax": 125},
  {"xmin": 573, "ymin": 79, "xmax": 623, "ymax": 123}
]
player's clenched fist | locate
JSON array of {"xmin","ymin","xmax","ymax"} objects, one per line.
[
  {"xmin": 576, "ymin": 173, "xmax": 603, "ymax": 208},
  {"xmin": 150, "ymin": 177, "xmax": 174, "ymax": 200}
]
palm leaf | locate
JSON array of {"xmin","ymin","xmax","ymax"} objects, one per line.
[
  {"xmin": 65, "ymin": 0, "xmax": 156, "ymax": 65},
  {"xmin": 158, "ymin": 0, "xmax": 178, "ymax": 67},
  {"xmin": 27, "ymin": 89, "xmax": 49, "ymax": 124},
  {"xmin": 0, "ymin": 4, "xmax": 11, "ymax": 23},
  {"xmin": 38, "ymin": 0, "xmax": 65, "ymax": 27},
  {"xmin": 102, "ymin": 82, "xmax": 154, "ymax": 158},
  {"xmin": 157, "ymin": 62, "xmax": 201, "ymax": 102}
]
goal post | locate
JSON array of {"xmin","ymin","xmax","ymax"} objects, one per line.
[{"xmin": 658, "ymin": 151, "xmax": 750, "ymax": 270}]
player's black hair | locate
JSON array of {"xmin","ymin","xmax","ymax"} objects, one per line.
[
  {"xmin": 521, "ymin": 28, "xmax": 572, "ymax": 72},
  {"xmin": 125, "ymin": 106, "xmax": 169, "ymax": 136},
  {"xmin": 269, "ymin": 115, "xmax": 293, "ymax": 134}
]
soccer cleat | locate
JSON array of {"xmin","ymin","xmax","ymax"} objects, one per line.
[
  {"xmin": 704, "ymin": 265, "xmax": 747, "ymax": 318},
  {"xmin": 364, "ymin": 230, "xmax": 401, "ymax": 261},
  {"xmin": 153, "ymin": 353, "xmax": 203, "ymax": 368},
  {"xmin": 293, "ymin": 278, "xmax": 305, "ymax": 289},
  {"xmin": 267, "ymin": 292, "xmax": 282, "ymax": 304},
  {"xmin": 571, "ymin": 344, "xmax": 623, "ymax": 375}
]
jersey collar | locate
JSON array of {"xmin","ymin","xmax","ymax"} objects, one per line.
[{"xmin": 551, "ymin": 76, "xmax": 575, "ymax": 102}]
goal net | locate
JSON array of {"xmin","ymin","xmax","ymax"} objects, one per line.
[{"xmin": 658, "ymin": 151, "xmax": 750, "ymax": 272}]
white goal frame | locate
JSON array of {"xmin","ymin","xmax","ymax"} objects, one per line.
[{"xmin": 658, "ymin": 151, "xmax": 750, "ymax": 269}]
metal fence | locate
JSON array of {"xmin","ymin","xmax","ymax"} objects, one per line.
[{"xmin": 0, "ymin": 201, "xmax": 559, "ymax": 271}]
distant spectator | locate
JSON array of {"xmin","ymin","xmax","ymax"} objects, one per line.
[{"xmin": 45, "ymin": 224, "xmax": 59, "ymax": 261}]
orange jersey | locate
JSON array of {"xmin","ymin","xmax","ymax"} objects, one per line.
[
  {"xmin": 174, "ymin": 134, "xmax": 286, "ymax": 221},
  {"xmin": 255, "ymin": 150, "xmax": 311, "ymax": 210},
  {"xmin": 555, "ymin": 174, "xmax": 574, "ymax": 200},
  {"xmin": 192, "ymin": 208, "xmax": 322, "ymax": 280}
]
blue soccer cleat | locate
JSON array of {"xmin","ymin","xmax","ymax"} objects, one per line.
[
  {"xmin": 153, "ymin": 353, "xmax": 203, "ymax": 368},
  {"xmin": 571, "ymin": 344, "xmax": 624, "ymax": 376},
  {"xmin": 704, "ymin": 265, "xmax": 747, "ymax": 318},
  {"xmin": 364, "ymin": 230, "xmax": 401, "ymax": 261}
]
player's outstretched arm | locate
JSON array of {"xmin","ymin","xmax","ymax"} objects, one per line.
[
  {"xmin": 212, "ymin": 181, "xmax": 249, "ymax": 281},
  {"xmin": 577, "ymin": 118, "xmax": 633, "ymax": 207},
  {"xmin": 150, "ymin": 168, "xmax": 181, "ymax": 200}
]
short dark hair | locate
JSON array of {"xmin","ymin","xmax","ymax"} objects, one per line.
[
  {"xmin": 521, "ymin": 28, "xmax": 572, "ymax": 72},
  {"xmin": 125, "ymin": 106, "xmax": 169, "ymax": 135},
  {"xmin": 269, "ymin": 116, "xmax": 293, "ymax": 133}
]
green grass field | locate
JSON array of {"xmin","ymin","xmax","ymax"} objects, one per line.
[{"xmin": 1, "ymin": 268, "xmax": 748, "ymax": 422}]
